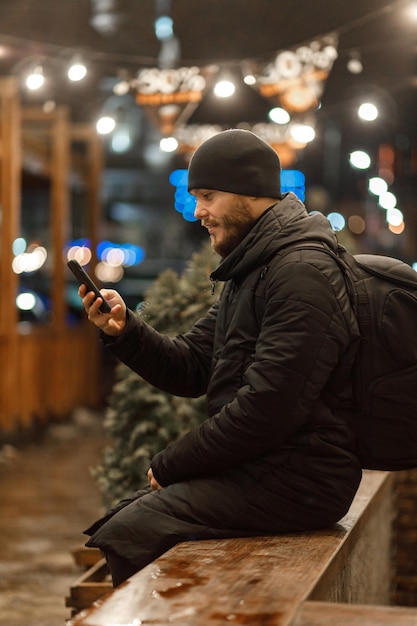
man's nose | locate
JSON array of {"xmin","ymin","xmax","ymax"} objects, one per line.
[{"xmin": 194, "ymin": 201, "xmax": 208, "ymax": 220}]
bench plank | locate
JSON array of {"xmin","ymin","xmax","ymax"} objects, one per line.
[{"xmin": 70, "ymin": 471, "xmax": 391, "ymax": 626}]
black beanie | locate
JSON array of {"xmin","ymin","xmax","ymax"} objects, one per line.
[{"xmin": 188, "ymin": 129, "xmax": 281, "ymax": 198}]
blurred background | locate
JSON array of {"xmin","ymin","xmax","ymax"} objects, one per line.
[
  {"xmin": 1, "ymin": 0, "xmax": 416, "ymax": 310},
  {"xmin": 0, "ymin": 3, "xmax": 416, "ymax": 623},
  {"xmin": 0, "ymin": 0, "xmax": 415, "ymax": 451}
]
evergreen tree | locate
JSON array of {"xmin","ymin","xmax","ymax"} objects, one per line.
[{"xmin": 92, "ymin": 243, "xmax": 219, "ymax": 507}]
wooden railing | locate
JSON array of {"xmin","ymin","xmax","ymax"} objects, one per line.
[
  {"xmin": 68, "ymin": 471, "xmax": 417, "ymax": 626},
  {"xmin": 0, "ymin": 323, "xmax": 101, "ymax": 434}
]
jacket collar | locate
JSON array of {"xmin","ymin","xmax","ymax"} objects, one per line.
[{"xmin": 211, "ymin": 192, "xmax": 338, "ymax": 283}]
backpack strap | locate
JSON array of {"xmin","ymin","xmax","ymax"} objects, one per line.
[{"xmin": 276, "ymin": 241, "xmax": 358, "ymax": 308}]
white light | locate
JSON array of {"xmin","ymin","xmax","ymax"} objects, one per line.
[
  {"xmin": 160, "ymin": 136, "xmax": 178, "ymax": 152},
  {"xmin": 213, "ymin": 80, "xmax": 235, "ymax": 98},
  {"xmin": 68, "ymin": 62, "xmax": 87, "ymax": 82},
  {"xmin": 327, "ymin": 212, "xmax": 346, "ymax": 231},
  {"xmin": 358, "ymin": 102, "xmax": 378, "ymax": 122},
  {"xmin": 111, "ymin": 129, "xmax": 131, "ymax": 153},
  {"xmin": 12, "ymin": 246, "xmax": 47, "ymax": 274},
  {"xmin": 106, "ymin": 248, "xmax": 125, "ymax": 267},
  {"xmin": 347, "ymin": 54, "xmax": 363, "ymax": 74},
  {"xmin": 96, "ymin": 116, "xmax": 116, "ymax": 135},
  {"xmin": 95, "ymin": 261, "xmax": 124, "ymax": 283},
  {"xmin": 26, "ymin": 67, "xmax": 44, "ymax": 90},
  {"xmin": 290, "ymin": 124, "xmax": 315, "ymax": 144},
  {"xmin": 386, "ymin": 207, "xmax": 403, "ymax": 226},
  {"xmin": 243, "ymin": 74, "xmax": 256, "ymax": 86},
  {"xmin": 368, "ymin": 177, "xmax": 388, "ymax": 196},
  {"xmin": 113, "ymin": 80, "xmax": 130, "ymax": 95},
  {"xmin": 268, "ymin": 107, "xmax": 290, "ymax": 125},
  {"xmin": 67, "ymin": 245, "xmax": 92, "ymax": 265},
  {"xmin": 378, "ymin": 191, "xmax": 397, "ymax": 210},
  {"xmin": 350, "ymin": 150, "xmax": 371, "ymax": 169},
  {"xmin": 16, "ymin": 292, "xmax": 37, "ymax": 311}
]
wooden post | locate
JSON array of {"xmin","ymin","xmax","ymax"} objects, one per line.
[
  {"xmin": 0, "ymin": 78, "xmax": 21, "ymax": 430},
  {"xmin": 0, "ymin": 78, "xmax": 20, "ymax": 332}
]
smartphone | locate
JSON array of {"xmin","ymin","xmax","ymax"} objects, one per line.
[{"xmin": 67, "ymin": 259, "xmax": 111, "ymax": 313}]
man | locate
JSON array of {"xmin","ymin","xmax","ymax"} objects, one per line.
[{"xmin": 81, "ymin": 129, "xmax": 362, "ymax": 587}]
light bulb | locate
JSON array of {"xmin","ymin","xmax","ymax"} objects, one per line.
[
  {"xmin": 68, "ymin": 61, "xmax": 87, "ymax": 82},
  {"xmin": 26, "ymin": 67, "xmax": 44, "ymax": 90}
]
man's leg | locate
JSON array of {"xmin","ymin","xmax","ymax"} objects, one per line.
[
  {"xmin": 105, "ymin": 551, "xmax": 142, "ymax": 587},
  {"xmin": 85, "ymin": 469, "xmax": 267, "ymax": 586}
]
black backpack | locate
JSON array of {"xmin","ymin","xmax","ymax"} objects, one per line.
[{"xmin": 280, "ymin": 243, "xmax": 417, "ymax": 470}]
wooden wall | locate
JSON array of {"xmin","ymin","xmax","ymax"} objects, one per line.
[{"xmin": 0, "ymin": 77, "xmax": 103, "ymax": 437}]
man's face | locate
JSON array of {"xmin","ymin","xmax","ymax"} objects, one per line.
[{"xmin": 192, "ymin": 189, "xmax": 256, "ymax": 257}]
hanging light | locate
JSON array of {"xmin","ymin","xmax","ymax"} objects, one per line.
[
  {"xmin": 268, "ymin": 107, "xmax": 291, "ymax": 125},
  {"xmin": 213, "ymin": 78, "xmax": 235, "ymax": 98},
  {"xmin": 358, "ymin": 102, "xmax": 378, "ymax": 122},
  {"xmin": 96, "ymin": 116, "xmax": 116, "ymax": 135},
  {"xmin": 347, "ymin": 51, "xmax": 363, "ymax": 74},
  {"xmin": 26, "ymin": 66, "xmax": 45, "ymax": 90},
  {"xmin": 160, "ymin": 137, "xmax": 178, "ymax": 152},
  {"xmin": 350, "ymin": 150, "xmax": 371, "ymax": 169},
  {"xmin": 368, "ymin": 177, "xmax": 388, "ymax": 196},
  {"xmin": 290, "ymin": 123, "xmax": 315, "ymax": 144},
  {"xmin": 243, "ymin": 73, "xmax": 256, "ymax": 86},
  {"xmin": 68, "ymin": 58, "xmax": 87, "ymax": 82}
]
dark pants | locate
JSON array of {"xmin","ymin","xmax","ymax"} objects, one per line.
[{"xmin": 84, "ymin": 462, "xmax": 360, "ymax": 587}]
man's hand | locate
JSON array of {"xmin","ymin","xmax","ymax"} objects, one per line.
[
  {"xmin": 80, "ymin": 285, "xmax": 127, "ymax": 336},
  {"xmin": 147, "ymin": 468, "xmax": 163, "ymax": 491}
]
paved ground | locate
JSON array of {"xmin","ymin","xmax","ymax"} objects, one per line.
[{"xmin": 0, "ymin": 409, "xmax": 109, "ymax": 626}]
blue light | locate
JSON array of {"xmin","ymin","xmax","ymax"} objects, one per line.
[
  {"xmin": 154, "ymin": 16, "xmax": 174, "ymax": 40},
  {"xmin": 281, "ymin": 170, "xmax": 305, "ymax": 201},
  {"xmin": 169, "ymin": 169, "xmax": 188, "ymax": 187},
  {"xmin": 169, "ymin": 168, "xmax": 306, "ymax": 221},
  {"xmin": 170, "ymin": 169, "xmax": 197, "ymax": 222}
]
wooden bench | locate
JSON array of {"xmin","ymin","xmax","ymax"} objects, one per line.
[{"xmin": 68, "ymin": 470, "xmax": 417, "ymax": 626}]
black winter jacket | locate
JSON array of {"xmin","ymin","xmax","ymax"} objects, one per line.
[{"xmin": 103, "ymin": 193, "xmax": 362, "ymax": 505}]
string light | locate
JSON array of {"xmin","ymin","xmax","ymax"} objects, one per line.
[
  {"xmin": 358, "ymin": 102, "xmax": 378, "ymax": 121},
  {"xmin": 213, "ymin": 78, "xmax": 235, "ymax": 98},
  {"xmin": 347, "ymin": 51, "xmax": 363, "ymax": 74},
  {"xmin": 289, "ymin": 123, "xmax": 315, "ymax": 144},
  {"xmin": 25, "ymin": 66, "xmax": 45, "ymax": 90},
  {"xmin": 268, "ymin": 107, "xmax": 291, "ymax": 124},
  {"xmin": 378, "ymin": 191, "xmax": 397, "ymax": 210},
  {"xmin": 96, "ymin": 116, "xmax": 116, "ymax": 134},
  {"xmin": 67, "ymin": 59, "xmax": 87, "ymax": 82},
  {"xmin": 369, "ymin": 177, "xmax": 388, "ymax": 195},
  {"xmin": 350, "ymin": 150, "xmax": 371, "ymax": 169},
  {"xmin": 160, "ymin": 136, "xmax": 178, "ymax": 152}
]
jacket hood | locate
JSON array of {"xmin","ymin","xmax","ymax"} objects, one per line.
[{"xmin": 211, "ymin": 192, "xmax": 339, "ymax": 282}]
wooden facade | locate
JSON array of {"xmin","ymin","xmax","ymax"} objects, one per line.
[{"xmin": 0, "ymin": 77, "xmax": 103, "ymax": 437}]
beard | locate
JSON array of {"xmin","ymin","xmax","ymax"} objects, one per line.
[{"xmin": 210, "ymin": 198, "xmax": 256, "ymax": 257}]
